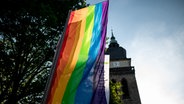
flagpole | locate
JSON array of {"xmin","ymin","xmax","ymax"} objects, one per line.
[{"xmin": 42, "ymin": 10, "xmax": 71, "ymax": 104}]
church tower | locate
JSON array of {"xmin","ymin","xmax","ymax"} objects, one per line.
[{"xmin": 106, "ymin": 31, "xmax": 141, "ymax": 104}]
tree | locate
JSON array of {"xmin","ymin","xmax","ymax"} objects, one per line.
[
  {"xmin": 110, "ymin": 81, "xmax": 123, "ymax": 104},
  {"xmin": 0, "ymin": 0, "xmax": 87, "ymax": 103}
]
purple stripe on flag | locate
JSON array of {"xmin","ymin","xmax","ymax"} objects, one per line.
[{"xmin": 91, "ymin": 1, "xmax": 109, "ymax": 104}]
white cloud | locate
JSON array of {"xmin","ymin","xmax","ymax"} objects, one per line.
[{"xmin": 128, "ymin": 23, "xmax": 184, "ymax": 104}]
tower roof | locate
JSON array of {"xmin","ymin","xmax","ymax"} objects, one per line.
[{"xmin": 106, "ymin": 30, "xmax": 127, "ymax": 60}]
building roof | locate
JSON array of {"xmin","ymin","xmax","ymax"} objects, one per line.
[{"xmin": 105, "ymin": 30, "xmax": 127, "ymax": 60}]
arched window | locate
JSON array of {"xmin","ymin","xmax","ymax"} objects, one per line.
[{"xmin": 121, "ymin": 78, "xmax": 130, "ymax": 99}]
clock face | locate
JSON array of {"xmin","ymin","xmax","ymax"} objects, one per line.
[
  {"xmin": 110, "ymin": 60, "xmax": 131, "ymax": 68},
  {"xmin": 112, "ymin": 62, "xmax": 120, "ymax": 67},
  {"xmin": 110, "ymin": 61, "xmax": 120, "ymax": 68}
]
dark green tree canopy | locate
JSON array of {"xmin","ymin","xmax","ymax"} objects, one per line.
[{"xmin": 0, "ymin": 0, "xmax": 87, "ymax": 103}]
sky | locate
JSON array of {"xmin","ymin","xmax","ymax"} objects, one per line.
[{"xmin": 87, "ymin": 0, "xmax": 184, "ymax": 104}]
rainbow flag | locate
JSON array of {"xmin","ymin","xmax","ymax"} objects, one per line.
[{"xmin": 44, "ymin": 1, "xmax": 109, "ymax": 104}]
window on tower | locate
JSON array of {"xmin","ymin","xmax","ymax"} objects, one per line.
[{"xmin": 121, "ymin": 78, "xmax": 130, "ymax": 99}]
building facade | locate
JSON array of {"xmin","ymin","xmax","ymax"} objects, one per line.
[{"xmin": 106, "ymin": 31, "xmax": 141, "ymax": 104}]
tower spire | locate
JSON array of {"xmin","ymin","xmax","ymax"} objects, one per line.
[
  {"xmin": 110, "ymin": 29, "xmax": 118, "ymax": 44},
  {"xmin": 111, "ymin": 29, "xmax": 114, "ymax": 38}
]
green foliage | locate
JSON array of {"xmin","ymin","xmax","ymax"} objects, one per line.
[
  {"xmin": 110, "ymin": 81, "xmax": 123, "ymax": 104},
  {"xmin": 0, "ymin": 0, "xmax": 87, "ymax": 103}
]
